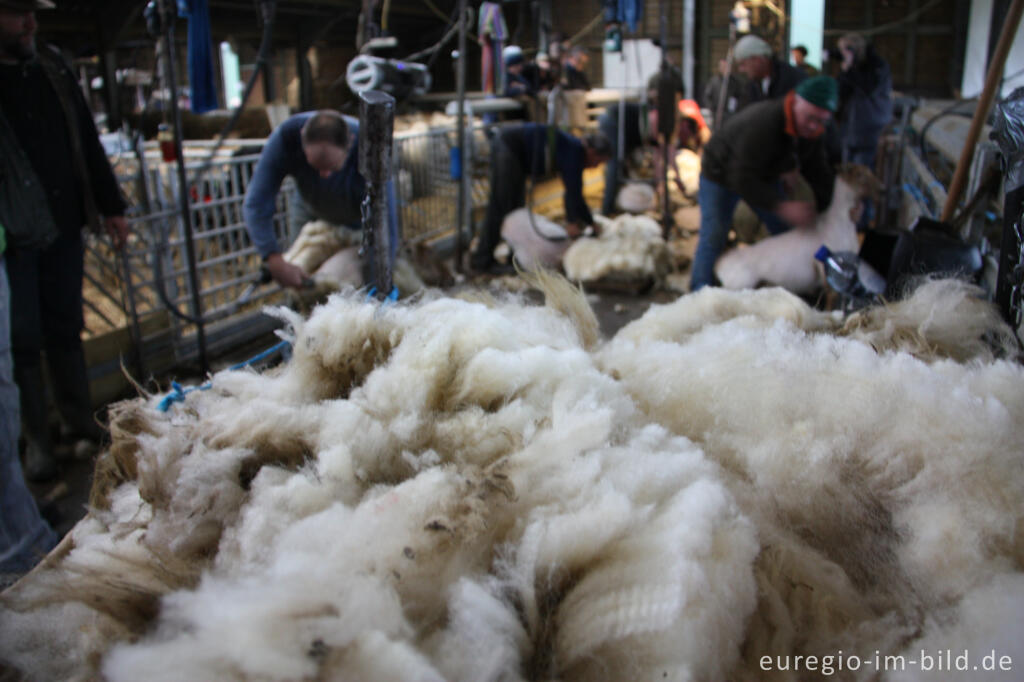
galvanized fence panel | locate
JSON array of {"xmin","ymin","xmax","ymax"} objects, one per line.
[
  {"xmin": 85, "ymin": 145, "xmax": 300, "ymax": 373},
  {"xmin": 83, "ymin": 122, "xmax": 504, "ymax": 374}
]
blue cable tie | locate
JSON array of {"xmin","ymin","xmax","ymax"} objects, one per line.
[
  {"xmin": 157, "ymin": 339, "xmax": 291, "ymax": 412},
  {"xmin": 366, "ymin": 286, "xmax": 400, "ymax": 304}
]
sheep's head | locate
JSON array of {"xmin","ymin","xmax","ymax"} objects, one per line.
[{"xmin": 836, "ymin": 163, "xmax": 882, "ymax": 201}]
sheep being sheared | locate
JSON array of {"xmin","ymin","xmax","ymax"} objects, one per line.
[
  {"xmin": 499, "ymin": 208, "xmax": 571, "ymax": 270},
  {"xmin": 714, "ymin": 164, "xmax": 882, "ymax": 293},
  {"xmin": 2, "ymin": 275, "xmax": 1022, "ymax": 682},
  {"xmin": 282, "ymin": 220, "xmax": 347, "ymax": 275}
]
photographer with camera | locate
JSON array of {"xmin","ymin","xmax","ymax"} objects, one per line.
[{"xmin": 834, "ymin": 32, "xmax": 893, "ymax": 168}]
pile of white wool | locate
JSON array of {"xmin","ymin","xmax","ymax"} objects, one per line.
[{"xmin": 1, "ymin": 276, "xmax": 1022, "ymax": 682}]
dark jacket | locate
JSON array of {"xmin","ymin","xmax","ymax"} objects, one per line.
[
  {"xmin": 748, "ymin": 57, "xmax": 808, "ymax": 102},
  {"xmin": 837, "ymin": 47, "xmax": 893, "ymax": 151},
  {"xmin": 504, "ymin": 70, "xmax": 535, "ymax": 97},
  {"xmin": 564, "ymin": 64, "xmax": 591, "ymax": 91},
  {"xmin": 702, "ymin": 73, "xmax": 754, "ymax": 126},
  {"xmin": 701, "ymin": 96, "xmax": 834, "ymax": 212},
  {"xmin": 0, "ymin": 45, "xmax": 125, "ymax": 248}
]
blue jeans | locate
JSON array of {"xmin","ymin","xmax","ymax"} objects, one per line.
[
  {"xmin": 0, "ymin": 257, "xmax": 57, "ymax": 573},
  {"xmin": 690, "ymin": 176, "xmax": 791, "ymax": 291}
]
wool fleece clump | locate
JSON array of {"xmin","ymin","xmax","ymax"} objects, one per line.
[
  {"xmin": 563, "ymin": 213, "xmax": 671, "ymax": 285},
  {"xmin": 2, "ymin": 277, "xmax": 1022, "ymax": 682},
  {"xmin": 0, "ymin": 274, "xmax": 757, "ymax": 682},
  {"xmin": 598, "ymin": 281, "xmax": 1024, "ymax": 680}
]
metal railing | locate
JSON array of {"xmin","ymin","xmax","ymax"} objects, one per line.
[
  {"xmin": 83, "ymin": 116, "xmax": 599, "ymax": 380},
  {"xmin": 83, "ymin": 124, "xmax": 494, "ymax": 377},
  {"xmin": 84, "ymin": 146, "xmax": 300, "ymax": 378}
]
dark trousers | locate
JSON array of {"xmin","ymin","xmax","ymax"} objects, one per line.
[
  {"xmin": 6, "ymin": 229, "xmax": 86, "ymax": 368},
  {"xmin": 599, "ymin": 103, "xmax": 644, "ymax": 216},
  {"xmin": 471, "ymin": 133, "xmax": 526, "ymax": 270}
]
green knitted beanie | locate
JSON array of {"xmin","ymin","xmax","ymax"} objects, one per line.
[{"xmin": 795, "ymin": 76, "xmax": 839, "ymax": 112}]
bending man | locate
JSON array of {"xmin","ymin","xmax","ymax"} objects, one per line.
[
  {"xmin": 690, "ymin": 76, "xmax": 838, "ymax": 291},
  {"xmin": 243, "ymin": 110, "xmax": 400, "ymax": 288},
  {"xmin": 470, "ymin": 124, "xmax": 611, "ymax": 273}
]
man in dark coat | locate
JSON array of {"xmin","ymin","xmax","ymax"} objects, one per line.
[
  {"xmin": 835, "ymin": 32, "xmax": 893, "ymax": 167},
  {"xmin": 690, "ymin": 76, "xmax": 838, "ymax": 291},
  {"xmin": 0, "ymin": 0, "xmax": 129, "ymax": 481}
]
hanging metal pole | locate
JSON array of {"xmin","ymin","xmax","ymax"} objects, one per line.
[
  {"xmin": 158, "ymin": 0, "xmax": 208, "ymax": 374},
  {"xmin": 454, "ymin": 0, "xmax": 468, "ymax": 273},
  {"xmin": 658, "ymin": 0, "xmax": 672, "ymax": 239},
  {"xmin": 682, "ymin": 0, "xmax": 695, "ymax": 99},
  {"xmin": 359, "ymin": 90, "xmax": 396, "ymax": 299},
  {"xmin": 714, "ymin": 23, "xmax": 736, "ymax": 131}
]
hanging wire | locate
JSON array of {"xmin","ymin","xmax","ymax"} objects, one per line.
[{"xmin": 147, "ymin": 1, "xmax": 277, "ymax": 326}]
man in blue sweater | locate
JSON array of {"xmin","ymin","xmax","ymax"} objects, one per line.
[
  {"xmin": 242, "ymin": 110, "xmax": 400, "ymax": 288},
  {"xmin": 470, "ymin": 124, "xmax": 611, "ymax": 273}
]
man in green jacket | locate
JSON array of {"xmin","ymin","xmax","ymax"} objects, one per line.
[{"xmin": 690, "ymin": 76, "xmax": 837, "ymax": 291}]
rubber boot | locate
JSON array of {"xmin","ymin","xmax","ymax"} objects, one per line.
[
  {"xmin": 13, "ymin": 363, "xmax": 57, "ymax": 482},
  {"xmin": 45, "ymin": 346, "xmax": 103, "ymax": 443}
]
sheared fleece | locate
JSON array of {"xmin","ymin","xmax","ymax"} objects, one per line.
[{"xmin": 1, "ymin": 276, "xmax": 1021, "ymax": 682}]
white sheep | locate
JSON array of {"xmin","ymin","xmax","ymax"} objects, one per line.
[
  {"xmin": 498, "ymin": 208, "xmax": 571, "ymax": 270},
  {"xmin": 714, "ymin": 164, "xmax": 882, "ymax": 294}
]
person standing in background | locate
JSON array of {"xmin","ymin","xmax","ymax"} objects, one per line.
[
  {"xmin": 790, "ymin": 45, "xmax": 819, "ymax": 76},
  {"xmin": 835, "ymin": 32, "xmax": 893, "ymax": 167},
  {"xmin": 563, "ymin": 46, "xmax": 592, "ymax": 91},
  {"xmin": 0, "ymin": 0, "xmax": 129, "ymax": 482},
  {"xmin": 732, "ymin": 34, "xmax": 806, "ymax": 103}
]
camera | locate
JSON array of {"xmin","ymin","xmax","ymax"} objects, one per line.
[{"xmin": 822, "ymin": 46, "xmax": 843, "ymax": 63}]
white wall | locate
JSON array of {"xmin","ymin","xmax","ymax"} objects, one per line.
[
  {"xmin": 961, "ymin": 0, "xmax": 1024, "ymax": 98},
  {"xmin": 603, "ymin": 39, "xmax": 662, "ymax": 90},
  {"xmin": 788, "ymin": 0, "xmax": 826, "ymax": 71}
]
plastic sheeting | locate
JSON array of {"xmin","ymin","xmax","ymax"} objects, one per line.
[{"xmin": 178, "ymin": 0, "xmax": 219, "ymax": 114}]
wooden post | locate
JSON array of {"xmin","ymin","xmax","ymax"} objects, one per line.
[
  {"xmin": 940, "ymin": 0, "xmax": 1024, "ymax": 222},
  {"xmin": 359, "ymin": 90, "xmax": 396, "ymax": 299}
]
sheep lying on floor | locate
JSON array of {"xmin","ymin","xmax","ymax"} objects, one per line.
[
  {"xmin": 715, "ymin": 164, "xmax": 882, "ymax": 294},
  {"xmin": 499, "ymin": 208, "xmax": 571, "ymax": 270},
  {"xmin": 2, "ymin": 277, "xmax": 1021, "ymax": 682}
]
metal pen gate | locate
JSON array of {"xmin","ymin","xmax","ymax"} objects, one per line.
[{"xmin": 83, "ymin": 123, "xmax": 493, "ymax": 387}]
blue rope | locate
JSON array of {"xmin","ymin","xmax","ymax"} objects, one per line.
[
  {"xmin": 902, "ymin": 182, "xmax": 933, "ymax": 217},
  {"xmin": 157, "ymin": 288, "xmax": 396, "ymax": 413},
  {"xmin": 157, "ymin": 339, "xmax": 291, "ymax": 412}
]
